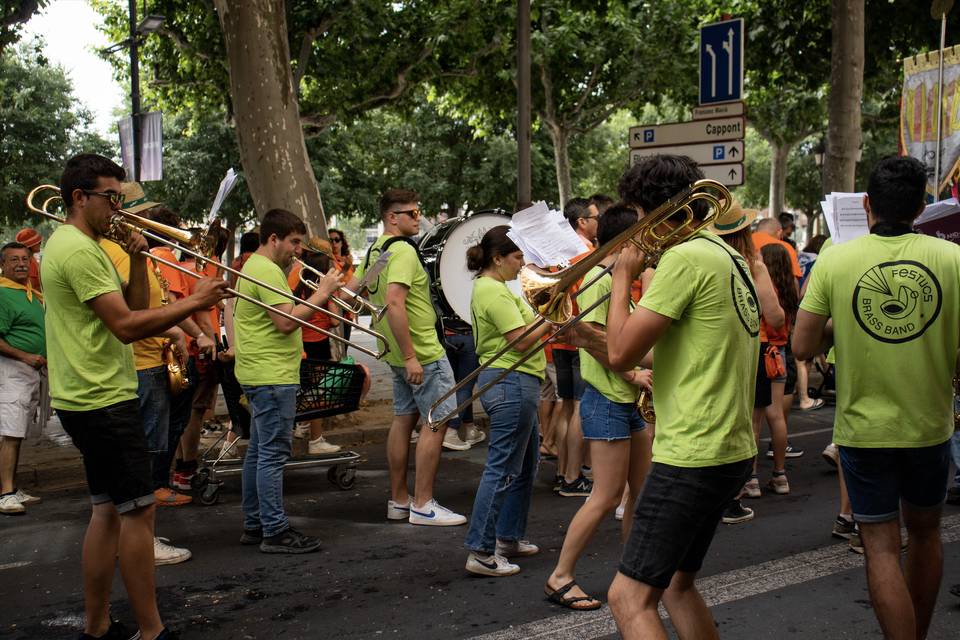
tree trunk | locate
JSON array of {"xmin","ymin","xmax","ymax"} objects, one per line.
[
  {"xmin": 213, "ymin": 0, "xmax": 327, "ymax": 236},
  {"xmin": 823, "ymin": 0, "xmax": 864, "ymax": 193},
  {"xmin": 768, "ymin": 141, "xmax": 791, "ymax": 217},
  {"xmin": 548, "ymin": 125, "xmax": 572, "ymax": 207}
]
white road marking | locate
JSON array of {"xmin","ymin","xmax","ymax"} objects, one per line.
[
  {"xmin": 468, "ymin": 514, "xmax": 960, "ymax": 640},
  {"xmin": 0, "ymin": 560, "xmax": 31, "ymax": 571},
  {"xmin": 759, "ymin": 426, "xmax": 834, "ymax": 443}
]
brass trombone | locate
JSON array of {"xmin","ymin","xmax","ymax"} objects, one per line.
[
  {"xmin": 294, "ymin": 258, "xmax": 387, "ymax": 322},
  {"xmin": 26, "ymin": 184, "xmax": 389, "ymax": 359},
  {"xmin": 425, "ymin": 178, "xmax": 731, "ymax": 429}
]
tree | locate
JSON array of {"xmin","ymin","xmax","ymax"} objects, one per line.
[
  {"xmin": 823, "ymin": 0, "xmax": 864, "ymax": 193},
  {"xmin": 0, "ymin": 41, "xmax": 113, "ymax": 225},
  {"xmin": 0, "ymin": 1, "xmax": 47, "ymax": 55}
]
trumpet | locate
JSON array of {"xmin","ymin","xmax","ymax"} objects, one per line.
[
  {"xmin": 294, "ymin": 258, "xmax": 387, "ymax": 321},
  {"xmin": 26, "ymin": 185, "xmax": 390, "ymax": 359},
  {"xmin": 425, "ymin": 179, "xmax": 731, "ymax": 429},
  {"xmin": 637, "ymin": 389, "xmax": 655, "ymax": 423}
]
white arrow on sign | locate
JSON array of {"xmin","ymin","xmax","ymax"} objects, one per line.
[
  {"xmin": 699, "ymin": 162, "xmax": 744, "ymax": 187},
  {"xmin": 629, "ymin": 117, "xmax": 745, "ymax": 149},
  {"xmin": 630, "ymin": 141, "xmax": 744, "ymax": 167}
]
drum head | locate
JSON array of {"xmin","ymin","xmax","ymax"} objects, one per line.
[{"xmin": 431, "ymin": 212, "xmax": 521, "ymax": 325}]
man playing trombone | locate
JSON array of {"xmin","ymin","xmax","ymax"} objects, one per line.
[
  {"xmin": 604, "ymin": 155, "xmax": 758, "ymax": 639},
  {"xmin": 42, "ymin": 153, "xmax": 230, "ymax": 640},
  {"xmin": 234, "ymin": 209, "xmax": 343, "ymax": 554}
]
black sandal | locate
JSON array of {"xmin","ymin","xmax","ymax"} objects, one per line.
[{"xmin": 544, "ymin": 580, "xmax": 602, "ymax": 611}]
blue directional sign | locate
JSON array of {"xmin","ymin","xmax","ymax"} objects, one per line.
[{"xmin": 699, "ymin": 18, "xmax": 744, "ymax": 105}]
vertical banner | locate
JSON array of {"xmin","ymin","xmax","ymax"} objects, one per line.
[
  {"xmin": 116, "ymin": 111, "xmax": 163, "ymax": 181},
  {"xmin": 118, "ymin": 116, "xmax": 134, "ymax": 178},
  {"xmin": 139, "ymin": 111, "xmax": 163, "ymax": 181},
  {"xmin": 900, "ymin": 45, "xmax": 960, "ymax": 195}
]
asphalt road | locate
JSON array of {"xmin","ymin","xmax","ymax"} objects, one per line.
[{"xmin": 2, "ymin": 405, "xmax": 959, "ymax": 639}]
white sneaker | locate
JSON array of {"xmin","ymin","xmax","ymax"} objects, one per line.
[
  {"xmin": 615, "ymin": 505, "xmax": 625, "ymax": 521},
  {"xmin": 0, "ymin": 493, "xmax": 25, "ymax": 515},
  {"xmin": 463, "ymin": 426, "xmax": 486, "ymax": 446},
  {"xmin": 465, "ymin": 552, "xmax": 520, "ymax": 576},
  {"xmin": 308, "ymin": 435, "xmax": 342, "ymax": 455},
  {"xmin": 409, "ymin": 499, "xmax": 467, "ymax": 526},
  {"xmin": 442, "ymin": 429, "xmax": 471, "ymax": 451},
  {"xmin": 293, "ymin": 422, "xmax": 311, "ymax": 439},
  {"xmin": 822, "ymin": 442, "xmax": 839, "ymax": 468},
  {"xmin": 154, "ymin": 537, "xmax": 192, "ymax": 566},
  {"xmin": 14, "ymin": 489, "xmax": 41, "ymax": 505},
  {"xmin": 387, "ymin": 500, "xmax": 410, "ymax": 521},
  {"xmin": 409, "ymin": 430, "xmax": 420, "ymax": 445},
  {"xmin": 495, "ymin": 539, "xmax": 540, "ymax": 557}
]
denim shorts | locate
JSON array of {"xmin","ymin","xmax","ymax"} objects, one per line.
[
  {"xmin": 390, "ymin": 357, "xmax": 459, "ymax": 426},
  {"xmin": 580, "ymin": 383, "xmax": 645, "ymax": 441},
  {"xmin": 839, "ymin": 441, "xmax": 951, "ymax": 523},
  {"xmin": 620, "ymin": 459, "xmax": 753, "ymax": 589},
  {"xmin": 58, "ymin": 399, "xmax": 155, "ymax": 514}
]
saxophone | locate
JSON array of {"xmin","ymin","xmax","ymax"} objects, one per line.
[{"xmin": 153, "ymin": 257, "xmax": 191, "ymax": 395}]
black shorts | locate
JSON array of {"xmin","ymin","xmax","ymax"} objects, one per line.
[
  {"xmin": 619, "ymin": 458, "xmax": 753, "ymax": 589},
  {"xmin": 754, "ymin": 344, "xmax": 772, "ymax": 408},
  {"xmin": 784, "ymin": 343, "xmax": 797, "ymax": 396},
  {"xmin": 553, "ymin": 349, "xmax": 584, "ymax": 400},
  {"xmin": 58, "ymin": 398, "xmax": 155, "ymax": 514},
  {"xmin": 303, "ymin": 339, "xmax": 332, "ymax": 361}
]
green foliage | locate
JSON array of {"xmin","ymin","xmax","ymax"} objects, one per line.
[
  {"xmin": 0, "ymin": 1, "xmax": 47, "ymax": 55},
  {"xmin": 0, "ymin": 40, "xmax": 114, "ymax": 225}
]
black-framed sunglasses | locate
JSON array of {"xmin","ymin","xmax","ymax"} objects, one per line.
[
  {"xmin": 330, "ymin": 237, "xmax": 343, "ymax": 243},
  {"xmin": 392, "ymin": 208, "xmax": 422, "ymax": 220},
  {"xmin": 82, "ymin": 190, "xmax": 124, "ymax": 207}
]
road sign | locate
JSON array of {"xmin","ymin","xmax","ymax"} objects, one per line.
[
  {"xmin": 699, "ymin": 18, "xmax": 744, "ymax": 105},
  {"xmin": 700, "ymin": 162, "xmax": 744, "ymax": 187},
  {"xmin": 630, "ymin": 141, "xmax": 744, "ymax": 166},
  {"xmin": 692, "ymin": 101, "xmax": 744, "ymax": 120},
  {"xmin": 629, "ymin": 117, "xmax": 745, "ymax": 149}
]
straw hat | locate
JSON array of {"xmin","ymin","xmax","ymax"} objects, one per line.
[
  {"xmin": 120, "ymin": 181, "xmax": 160, "ymax": 214},
  {"xmin": 708, "ymin": 199, "xmax": 758, "ymax": 236},
  {"xmin": 15, "ymin": 228, "xmax": 42, "ymax": 249},
  {"xmin": 305, "ymin": 236, "xmax": 333, "ymax": 256}
]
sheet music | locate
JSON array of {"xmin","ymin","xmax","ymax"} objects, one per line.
[
  {"xmin": 207, "ymin": 168, "xmax": 240, "ymax": 225},
  {"xmin": 820, "ymin": 192, "xmax": 868, "ymax": 244},
  {"xmin": 915, "ymin": 198, "xmax": 960, "ymax": 225},
  {"xmin": 507, "ymin": 201, "xmax": 584, "ymax": 268}
]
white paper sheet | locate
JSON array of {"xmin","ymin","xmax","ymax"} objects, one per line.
[
  {"xmin": 831, "ymin": 193, "xmax": 869, "ymax": 243},
  {"xmin": 207, "ymin": 168, "xmax": 240, "ymax": 225},
  {"xmin": 507, "ymin": 201, "xmax": 585, "ymax": 268},
  {"xmin": 915, "ymin": 198, "xmax": 960, "ymax": 225}
]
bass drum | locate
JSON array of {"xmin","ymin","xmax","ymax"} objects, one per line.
[{"xmin": 419, "ymin": 210, "xmax": 522, "ymax": 329}]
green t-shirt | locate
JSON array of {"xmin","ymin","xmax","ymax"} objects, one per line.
[
  {"xmin": 357, "ymin": 234, "xmax": 445, "ymax": 367},
  {"xmin": 234, "ymin": 253, "xmax": 303, "ymax": 386},
  {"xmin": 40, "ymin": 225, "xmax": 137, "ymax": 411},
  {"xmin": 577, "ymin": 266, "xmax": 637, "ymax": 403},
  {"xmin": 800, "ymin": 232, "xmax": 960, "ymax": 448},
  {"xmin": 638, "ymin": 232, "xmax": 759, "ymax": 468},
  {"xmin": 0, "ymin": 287, "xmax": 45, "ymax": 357},
  {"xmin": 470, "ymin": 276, "xmax": 545, "ymax": 379}
]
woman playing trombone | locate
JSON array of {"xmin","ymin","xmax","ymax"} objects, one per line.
[{"xmin": 463, "ymin": 226, "xmax": 552, "ymax": 577}]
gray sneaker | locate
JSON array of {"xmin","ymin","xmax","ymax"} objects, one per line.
[
  {"xmin": 442, "ymin": 429, "xmax": 471, "ymax": 451},
  {"xmin": 462, "ymin": 426, "xmax": 486, "ymax": 446}
]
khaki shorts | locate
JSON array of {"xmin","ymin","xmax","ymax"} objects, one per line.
[{"xmin": 0, "ymin": 358, "xmax": 42, "ymax": 439}]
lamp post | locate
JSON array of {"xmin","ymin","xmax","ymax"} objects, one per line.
[{"xmin": 104, "ymin": 4, "xmax": 165, "ymax": 181}]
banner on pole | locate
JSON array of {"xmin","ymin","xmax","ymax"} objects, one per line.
[
  {"xmin": 117, "ymin": 111, "xmax": 163, "ymax": 182},
  {"xmin": 900, "ymin": 45, "xmax": 960, "ymax": 195}
]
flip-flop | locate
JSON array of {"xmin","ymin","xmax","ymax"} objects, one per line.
[
  {"xmin": 799, "ymin": 398, "xmax": 825, "ymax": 411},
  {"xmin": 539, "ymin": 446, "xmax": 558, "ymax": 459},
  {"xmin": 544, "ymin": 580, "xmax": 602, "ymax": 611}
]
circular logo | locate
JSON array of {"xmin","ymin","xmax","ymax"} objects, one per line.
[
  {"xmin": 852, "ymin": 260, "xmax": 942, "ymax": 343},
  {"xmin": 731, "ymin": 273, "xmax": 760, "ymax": 337}
]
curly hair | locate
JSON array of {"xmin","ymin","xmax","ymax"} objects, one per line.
[{"xmin": 618, "ymin": 154, "xmax": 705, "ymax": 219}]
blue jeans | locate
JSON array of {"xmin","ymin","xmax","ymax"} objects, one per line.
[
  {"xmin": 950, "ymin": 431, "xmax": 960, "ymax": 486},
  {"xmin": 241, "ymin": 384, "xmax": 299, "ymax": 537},
  {"xmin": 136, "ymin": 365, "xmax": 171, "ymax": 453},
  {"xmin": 154, "ymin": 357, "xmax": 198, "ymax": 489},
  {"xmin": 464, "ymin": 370, "xmax": 540, "ymax": 554},
  {"xmin": 444, "ymin": 333, "xmax": 479, "ymax": 424}
]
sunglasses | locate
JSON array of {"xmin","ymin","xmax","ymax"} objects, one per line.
[
  {"xmin": 392, "ymin": 208, "xmax": 422, "ymax": 220},
  {"xmin": 83, "ymin": 190, "xmax": 124, "ymax": 207},
  {"xmin": 330, "ymin": 237, "xmax": 343, "ymax": 243}
]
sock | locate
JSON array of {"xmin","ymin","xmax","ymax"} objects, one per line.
[
  {"xmin": 839, "ymin": 513, "xmax": 854, "ymax": 523},
  {"xmin": 772, "ymin": 470, "xmax": 786, "ymax": 477}
]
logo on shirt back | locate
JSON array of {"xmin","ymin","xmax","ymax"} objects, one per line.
[
  {"xmin": 853, "ymin": 260, "xmax": 942, "ymax": 343},
  {"xmin": 730, "ymin": 271, "xmax": 760, "ymax": 337}
]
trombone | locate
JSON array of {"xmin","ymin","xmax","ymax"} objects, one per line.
[
  {"xmin": 26, "ymin": 184, "xmax": 389, "ymax": 359},
  {"xmin": 425, "ymin": 178, "xmax": 731, "ymax": 429},
  {"xmin": 294, "ymin": 258, "xmax": 387, "ymax": 322}
]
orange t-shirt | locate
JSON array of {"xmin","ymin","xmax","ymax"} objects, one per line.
[
  {"xmin": 752, "ymin": 232, "xmax": 802, "ymax": 279},
  {"xmin": 181, "ymin": 258, "xmax": 222, "ymax": 353},
  {"xmin": 301, "ymin": 301, "xmax": 339, "ymax": 343},
  {"xmin": 552, "ymin": 246, "xmax": 594, "ymax": 351},
  {"xmin": 28, "ymin": 256, "xmax": 42, "ymax": 292}
]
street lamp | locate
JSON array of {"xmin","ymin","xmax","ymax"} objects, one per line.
[
  {"xmin": 102, "ymin": 4, "xmax": 165, "ymax": 181},
  {"xmin": 813, "ymin": 138, "xmax": 826, "ymax": 168}
]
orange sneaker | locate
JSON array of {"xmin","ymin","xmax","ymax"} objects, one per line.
[{"xmin": 154, "ymin": 487, "xmax": 192, "ymax": 507}]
